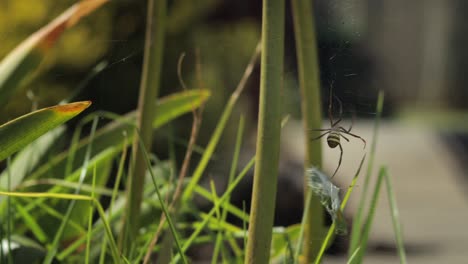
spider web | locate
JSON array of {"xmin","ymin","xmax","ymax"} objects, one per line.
[{"xmin": 316, "ymin": 0, "xmax": 376, "ymax": 119}]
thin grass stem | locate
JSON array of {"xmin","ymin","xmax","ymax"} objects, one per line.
[
  {"xmin": 245, "ymin": 0, "xmax": 285, "ymax": 263},
  {"xmin": 125, "ymin": 0, "xmax": 166, "ymax": 251},
  {"xmin": 290, "ymin": 0, "xmax": 325, "ymax": 260},
  {"xmin": 349, "ymin": 91, "xmax": 384, "ymax": 254}
]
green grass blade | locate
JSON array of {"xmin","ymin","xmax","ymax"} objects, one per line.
[
  {"xmin": 314, "ymin": 154, "xmax": 366, "ymax": 264},
  {"xmin": 12, "ymin": 200, "xmax": 47, "ymax": 244},
  {"xmin": 99, "ymin": 139, "xmax": 128, "ymax": 264},
  {"xmin": 84, "ymin": 166, "xmax": 97, "ymax": 264},
  {"xmin": 350, "ymin": 167, "xmax": 386, "ymax": 264},
  {"xmin": 135, "ymin": 129, "xmax": 188, "ymax": 264},
  {"xmin": 124, "ymin": 0, "xmax": 167, "ymax": 250},
  {"xmin": 17, "ymin": 197, "xmax": 85, "ymax": 235},
  {"xmin": 43, "ymin": 117, "xmax": 98, "ymax": 264},
  {"xmin": 19, "ymin": 178, "xmax": 115, "ymax": 196},
  {"xmin": 346, "ymin": 246, "xmax": 361, "ymax": 264},
  {"xmin": 0, "ymin": 127, "xmax": 64, "ymax": 193},
  {"xmin": 193, "ymin": 186, "xmax": 249, "ymax": 222},
  {"xmin": 29, "ymin": 90, "xmax": 209, "ymax": 181},
  {"xmin": 384, "ymin": 171, "xmax": 407, "ymax": 264},
  {"xmin": 351, "ymin": 167, "xmax": 407, "ymax": 264},
  {"xmin": 0, "ymin": 101, "xmax": 91, "ymax": 162},
  {"xmin": 19, "ymin": 147, "xmax": 118, "ymax": 219},
  {"xmin": 6, "ymin": 159, "xmax": 13, "ymax": 264},
  {"xmin": 172, "ymin": 156, "xmax": 256, "ymax": 263},
  {"xmin": 245, "ymin": 0, "xmax": 285, "ymax": 262},
  {"xmin": 0, "ymin": 191, "xmax": 120, "ymax": 263},
  {"xmin": 349, "ymin": 90, "xmax": 384, "ymax": 254},
  {"xmin": 213, "ymin": 116, "xmax": 245, "ymax": 264},
  {"xmin": 181, "ymin": 43, "xmax": 260, "ymax": 201},
  {"xmin": 291, "ymin": 0, "xmax": 324, "ymax": 259},
  {"xmin": 152, "ymin": 89, "xmax": 210, "ymax": 128},
  {"xmin": 293, "ymin": 190, "xmax": 312, "ymax": 263}
]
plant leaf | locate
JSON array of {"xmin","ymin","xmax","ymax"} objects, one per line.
[
  {"xmin": 0, "ymin": 0, "xmax": 109, "ymax": 106},
  {"xmin": 29, "ymin": 89, "xmax": 210, "ymax": 181},
  {"xmin": 0, "ymin": 101, "xmax": 91, "ymax": 162},
  {"xmin": 0, "ymin": 127, "xmax": 65, "ymax": 191}
]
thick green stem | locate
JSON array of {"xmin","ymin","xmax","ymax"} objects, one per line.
[
  {"xmin": 124, "ymin": 0, "xmax": 166, "ymax": 250},
  {"xmin": 291, "ymin": 0, "xmax": 325, "ymax": 261},
  {"xmin": 244, "ymin": 0, "xmax": 284, "ymax": 263}
]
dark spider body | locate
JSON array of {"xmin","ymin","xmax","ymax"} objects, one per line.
[{"xmin": 311, "ymin": 85, "xmax": 366, "ymax": 178}]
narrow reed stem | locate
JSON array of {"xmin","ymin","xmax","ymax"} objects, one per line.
[
  {"xmin": 291, "ymin": 0, "xmax": 325, "ymax": 261},
  {"xmin": 244, "ymin": 0, "xmax": 285, "ymax": 263}
]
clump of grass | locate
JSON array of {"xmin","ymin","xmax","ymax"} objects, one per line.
[{"xmin": 0, "ymin": 1, "xmax": 408, "ymax": 263}]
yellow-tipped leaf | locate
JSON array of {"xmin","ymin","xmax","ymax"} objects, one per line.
[
  {"xmin": 0, "ymin": 0, "xmax": 109, "ymax": 106},
  {"xmin": 0, "ymin": 101, "xmax": 91, "ymax": 161}
]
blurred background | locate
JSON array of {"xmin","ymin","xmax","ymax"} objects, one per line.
[{"xmin": 1, "ymin": 0, "xmax": 467, "ymax": 263}]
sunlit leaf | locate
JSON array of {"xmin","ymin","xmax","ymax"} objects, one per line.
[
  {"xmin": 0, "ymin": 127, "xmax": 64, "ymax": 191},
  {"xmin": 29, "ymin": 89, "xmax": 210, "ymax": 181},
  {"xmin": 0, "ymin": 101, "xmax": 91, "ymax": 162},
  {"xmin": 0, "ymin": 0, "xmax": 109, "ymax": 106}
]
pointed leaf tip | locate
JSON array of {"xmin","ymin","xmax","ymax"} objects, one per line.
[
  {"xmin": 0, "ymin": 101, "xmax": 92, "ymax": 162},
  {"xmin": 54, "ymin": 101, "xmax": 92, "ymax": 114}
]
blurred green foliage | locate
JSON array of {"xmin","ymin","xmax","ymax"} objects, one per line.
[
  {"xmin": 0, "ymin": 0, "xmax": 111, "ymax": 123},
  {"xmin": 0, "ymin": 0, "xmax": 271, "ymax": 158}
]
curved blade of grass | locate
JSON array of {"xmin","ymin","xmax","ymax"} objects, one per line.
[
  {"xmin": 384, "ymin": 170, "xmax": 407, "ymax": 264},
  {"xmin": 0, "ymin": 101, "xmax": 91, "ymax": 162},
  {"xmin": 172, "ymin": 156, "xmax": 256, "ymax": 264},
  {"xmin": 314, "ymin": 154, "xmax": 366, "ymax": 264},
  {"xmin": 84, "ymin": 166, "xmax": 97, "ymax": 264},
  {"xmin": 135, "ymin": 129, "xmax": 188, "ymax": 264},
  {"xmin": 181, "ymin": 43, "xmax": 260, "ymax": 201},
  {"xmin": 19, "ymin": 178, "xmax": 116, "ymax": 196},
  {"xmin": 349, "ymin": 91, "xmax": 385, "ymax": 255},
  {"xmin": 293, "ymin": 190, "xmax": 312, "ymax": 263},
  {"xmin": 29, "ymin": 90, "xmax": 210, "ymax": 181},
  {"xmin": 12, "ymin": 199, "xmax": 47, "ymax": 244},
  {"xmin": 347, "ymin": 246, "xmax": 361, "ymax": 264},
  {"xmin": 0, "ymin": 0, "xmax": 109, "ymax": 107},
  {"xmin": 43, "ymin": 118, "xmax": 98, "ymax": 264},
  {"xmin": 63, "ymin": 150, "xmax": 113, "ymax": 239},
  {"xmin": 12, "ymin": 148, "xmax": 118, "ymax": 227},
  {"xmin": 99, "ymin": 144, "xmax": 128, "ymax": 264},
  {"xmin": 0, "ymin": 127, "xmax": 64, "ymax": 192},
  {"xmin": 350, "ymin": 167, "xmax": 407, "ymax": 264},
  {"xmin": 0, "ymin": 191, "xmax": 120, "ymax": 263},
  {"xmin": 5, "ymin": 159, "xmax": 13, "ymax": 264},
  {"xmin": 0, "ymin": 61, "xmax": 108, "ymax": 193},
  {"xmin": 17, "ymin": 196, "xmax": 86, "ymax": 236},
  {"xmin": 212, "ymin": 116, "xmax": 245, "ymax": 263},
  {"xmin": 193, "ymin": 186, "xmax": 249, "ymax": 222},
  {"xmin": 20, "ymin": 147, "xmax": 119, "ymax": 214}
]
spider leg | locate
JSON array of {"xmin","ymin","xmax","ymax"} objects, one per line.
[
  {"xmin": 333, "ymin": 94, "xmax": 343, "ymax": 119},
  {"xmin": 311, "ymin": 131, "xmax": 330, "ymax": 141},
  {"xmin": 332, "ymin": 118, "xmax": 342, "ymax": 127},
  {"xmin": 340, "ymin": 133, "xmax": 350, "ymax": 142},
  {"xmin": 331, "ymin": 143, "xmax": 343, "ymax": 179},
  {"xmin": 339, "ymin": 128, "xmax": 366, "ymax": 148},
  {"xmin": 310, "ymin": 128, "xmax": 332, "ymax": 132},
  {"xmin": 346, "ymin": 112, "xmax": 355, "ymax": 132},
  {"xmin": 328, "ymin": 80, "xmax": 336, "ymax": 127}
]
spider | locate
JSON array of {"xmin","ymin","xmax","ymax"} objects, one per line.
[{"xmin": 311, "ymin": 86, "xmax": 366, "ymax": 178}]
